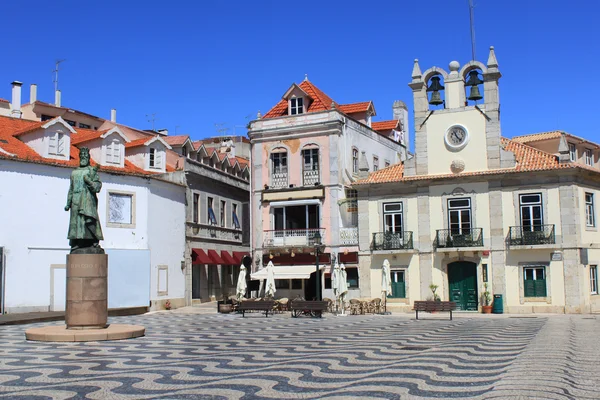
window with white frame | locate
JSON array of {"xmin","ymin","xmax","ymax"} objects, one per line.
[
  {"xmin": 232, "ymin": 203, "xmax": 241, "ymax": 229},
  {"xmin": 585, "ymin": 149, "xmax": 593, "ymax": 166},
  {"xmin": 523, "ymin": 266, "xmax": 547, "ymax": 297},
  {"xmin": 108, "ymin": 192, "xmax": 134, "ymax": 226},
  {"xmin": 48, "ymin": 132, "xmax": 66, "ymax": 157},
  {"xmin": 448, "ymin": 198, "xmax": 472, "ymax": 235},
  {"xmin": 149, "ymin": 147, "xmax": 163, "ymax": 169},
  {"xmin": 569, "ymin": 143, "xmax": 576, "ymax": 162},
  {"xmin": 352, "ymin": 148, "xmax": 358, "ymax": 174},
  {"xmin": 106, "ymin": 139, "xmax": 121, "ymax": 165},
  {"xmin": 383, "ymin": 202, "xmax": 403, "ymax": 234},
  {"xmin": 586, "ymin": 192, "xmax": 595, "ymax": 227},
  {"xmin": 220, "ymin": 200, "xmax": 226, "ymax": 227},
  {"xmin": 271, "ymin": 151, "xmax": 287, "ymax": 174},
  {"xmin": 302, "ymin": 148, "xmax": 319, "ymax": 185},
  {"xmin": 290, "ymin": 97, "xmax": 304, "ymax": 115},
  {"xmin": 207, "ymin": 197, "xmax": 217, "ymax": 225},
  {"xmin": 591, "ymin": 265, "xmax": 598, "ymax": 295},
  {"xmin": 373, "ymin": 156, "xmax": 379, "ymax": 171},
  {"xmin": 520, "ymin": 193, "xmax": 543, "ymax": 231}
]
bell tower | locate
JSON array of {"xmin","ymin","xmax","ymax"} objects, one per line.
[{"xmin": 404, "ymin": 46, "xmax": 511, "ymax": 177}]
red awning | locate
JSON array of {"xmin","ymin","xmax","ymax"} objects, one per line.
[
  {"xmin": 192, "ymin": 248, "xmax": 211, "ymax": 264},
  {"xmin": 221, "ymin": 250, "xmax": 237, "ymax": 265},
  {"xmin": 208, "ymin": 249, "xmax": 225, "ymax": 264},
  {"xmin": 233, "ymin": 251, "xmax": 249, "ymax": 264}
]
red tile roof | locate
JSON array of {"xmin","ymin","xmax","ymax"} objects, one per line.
[
  {"xmin": 0, "ymin": 98, "xmax": 9, "ymax": 104},
  {"xmin": 372, "ymin": 120, "xmax": 400, "ymax": 131},
  {"xmin": 163, "ymin": 135, "xmax": 190, "ymax": 146},
  {"xmin": 0, "ymin": 115, "xmax": 155, "ymax": 176},
  {"xmin": 338, "ymin": 101, "xmax": 372, "ymax": 114},
  {"xmin": 70, "ymin": 129, "xmax": 110, "ymax": 145},
  {"xmin": 355, "ymin": 137, "xmax": 579, "ymax": 185},
  {"xmin": 511, "ymin": 130, "xmax": 599, "ymax": 148},
  {"xmin": 125, "ymin": 137, "xmax": 152, "ymax": 148},
  {"xmin": 262, "ymin": 80, "xmax": 337, "ymax": 119}
]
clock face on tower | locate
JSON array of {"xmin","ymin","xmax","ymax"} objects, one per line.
[{"xmin": 445, "ymin": 125, "xmax": 469, "ymax": 151}]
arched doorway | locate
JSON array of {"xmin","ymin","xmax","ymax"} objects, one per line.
[{"xmin": 447, "ymin": 261, "xmax": 478, "ymax": 311}]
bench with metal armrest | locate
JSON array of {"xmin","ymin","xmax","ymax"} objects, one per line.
[
  {"xmin": 237, "ymin": 300, "xmax": 276, "ymax": 317},
  {"xmin": 413, "ymin": 301, "xmax": 457, "ymax": 320},
  {"xmin": 289, "ymin": 300, "xmax": 328, "ymax": 318}
]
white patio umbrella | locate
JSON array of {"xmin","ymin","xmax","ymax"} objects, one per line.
[
  {"xmin": 338, "ymin": 263, "xmax": 349, "ymax": 315},
  {"xmin": 381, "ymin": 259, "xmax": 392, "ymax": 314},
  {"xmin": 265, "ymin": 261, "xmax": 276, "ymax": 298},
  {"xmin": 236, "ymin": 265, "xmax": 247, "ymax": 301},
  {"xmin": 332, "ymin": 263, "xmax": 340, "ymax": 313}
]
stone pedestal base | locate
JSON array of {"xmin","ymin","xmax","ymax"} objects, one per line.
[
  {"xmin": 66, "ymin": 253, "xmax": 108, "ymax": 329},
  {"xmin": 25, "ymin": 324, "xmax": 145, "ymax": 342}
]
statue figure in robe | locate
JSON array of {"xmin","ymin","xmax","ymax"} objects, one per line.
[{"xmin": 64, "ymin": 147, "xmax": 104, "ymax": 254}]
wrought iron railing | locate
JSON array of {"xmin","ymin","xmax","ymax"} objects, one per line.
[
  {"xmin": 303, "ymin": 168, "xmax": 320, "ymax": 186},
  {"xmin": 263, "ymin": 228, "xmax": 325, "ymax": 248},
  {"xmin": 340, "ymin": 227, "xmax": 358, "ymax": 245},
  {"xmin": 271, "ymin": 169, "xmax": 288, "ymax": 189},
  {"xmin": 508, "ymin": 225, "xmax": 555, "ymax": 246},
  {"xmin": 186, "ymin": 223, "xmax": 242, "ymax": 243},
  {"xmin": 372, "ymin": 231, "xmax": 414, "ymax": 250},
  {"xmin": 435, "ymin": 228, "xmax": 483, "ymax": 248}
]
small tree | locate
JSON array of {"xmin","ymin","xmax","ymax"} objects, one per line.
[
  {"xmin": 482, "ymin": 283, "xmax": 492, "ymax": 306},
  {"xmin": 429, "ymin": 284, "xmax": 441, "ymax": 302}
]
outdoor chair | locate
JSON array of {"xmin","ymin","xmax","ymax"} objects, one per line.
[
  {"xmin": 323, "ymin": 297, "xmax": 333, "ymax": 313},
  {"xmin": 278, "ymin": 298, "xmax": 289, "ymax": 312},
  {"xmin": 373, "ymin": 298, "xmax": 382, "ymax": 314},
  {"xmin": 349, "ymin": 299, "xmax": 362, "ymax": 315}
]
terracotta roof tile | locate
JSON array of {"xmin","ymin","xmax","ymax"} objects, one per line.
[
  {"xmin": 371, "ymin": 120, "xmax": 400, "ymax": 131},
  {"xmin": 0, "ymin": 115, "xmax": 155, "ymax": 176},
  {"xmin": 163, "ymin": 135, "xmax": 190, "ymax": 146},
  {"xmin": 125, "ymin": 137, "xmax": 153, "ymax": 148},
  {"xmin": 338, "ymin": 101, "xmax": 372, "ymax": 114},
  {"xmin": 512, "ymin": 130, "xmax": 598, "ymax": 147},
  {"xmin": 70, "ymin": 129, "xmax": 110, "ymax": 145},
  {"xmin": 355, "ymin": 137, "xmax": 577, "ymax": 185},
  {"xmin": 263, "ymin": 80, "xmax": 338, "ymax": 119},
  {"xmin": 0, "ymin": 98, "xmax": 9, "ymax": 104}
]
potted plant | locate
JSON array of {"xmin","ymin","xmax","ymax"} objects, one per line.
[
  {"xmin": 218, "ymin": 293, "xmax": 233, "ymax": 313},
  {"xmin": 429, "ymin": 284, "xmax": 441, "ymax": 302},
  {"xmin": 482, "ymin": 283, "xmax": 492, "ymax": 314},
  {"xmin": 164, "ymin": 299, "xmax": 172, "ymax": 310}
]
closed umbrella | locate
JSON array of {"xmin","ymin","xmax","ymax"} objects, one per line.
[
  {"xmin": 381, "ymin": 259, "xmax": 392, "ymax": 314},
  {"xmin": 265, "ymin": 261, "xmax": 276, "ymax": 298},
  {"xmin": 338, "ymin": 263, "xmax": 349, "ymax": 315},
  {"xmin": 332, "ymin": 263, "xmax": 340, "ymax": 313},
  {"xmin": 236, "ymin": 265, "xmax": 247, "ymax": 301}
]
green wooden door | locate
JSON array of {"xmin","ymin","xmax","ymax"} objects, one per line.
[
  {"xmin": 448, "ymin": 262, "xmax": 478, "ymax": 311},
  {"xmin": 390, "ymin": 270, "xmax": 406, "ymax": 298}
]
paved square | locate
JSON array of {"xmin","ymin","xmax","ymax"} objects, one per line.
[{"xmin": 0, "ymin": 312, "xmax": 598, "ymax": 399}]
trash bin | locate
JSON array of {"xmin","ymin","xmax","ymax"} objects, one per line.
[{"xmin": 492, "ymin": 294, "xmax": 503, "ymax": 314}]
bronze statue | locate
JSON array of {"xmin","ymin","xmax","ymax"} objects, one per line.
[{"xmin": 65, "ymin": 147, "xmax": 104, "ymax": 254}]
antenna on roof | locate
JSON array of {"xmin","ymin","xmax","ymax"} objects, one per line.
[
  {"xmin": 146, "ymin": 113, "xmax": 157, "ymax": 131},
  {"xmin": 52, "ymin": 59, "xmax": 66, "ymax": 93},
  {"xmin": 214, "ymin": 123, "xmax": 230, "ymax": 136},
  {"xmin": 468, "ymin": 0, "xmax": 476, "ymax": 60}
]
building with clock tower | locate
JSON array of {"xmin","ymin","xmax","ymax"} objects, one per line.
[{"xmin": 353, "ymin": 47, "xmax": 600, "ymax": 314}]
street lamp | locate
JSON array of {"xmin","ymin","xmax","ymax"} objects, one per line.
[{"xmin": 312, "ymin": 230, "xmax": 324, "ymax": 301}]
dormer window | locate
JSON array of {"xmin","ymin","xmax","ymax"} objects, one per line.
[
  {"xmin": 149, "ymin": 147, "xmax": 163, "ymax": 169},
  {"xmin": 48, "ymin": 132, "xmax": 66, "ymax": 157},
  {"xmin": 106, "ymin": 139, "xmax": 121, "ymax": 165},
  {"xmin": 290, "ymin": 97, "xmax": 304, "ymax": 115}
]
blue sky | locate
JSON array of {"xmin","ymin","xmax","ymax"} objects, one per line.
[{"xmin": 2, "ymin": 0, "xmax": 598, "ymax": 142}]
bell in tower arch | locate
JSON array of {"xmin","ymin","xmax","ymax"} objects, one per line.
[
  {"xmin": 466, "ymin": 70, "xmax": 483, "ymax": 101},
  {"xmin": 427, "ymin": 76, "xmax": 444, "ymax": 106}
]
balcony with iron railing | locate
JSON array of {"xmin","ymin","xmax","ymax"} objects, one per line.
[
  {"xmin": 263, "ymin": 228, "xmax": 326, "ymax": 248},
  {"xmin": 435, "ymin": 228, "xmax": 483, "ymax": 248},
  {"xmin": 303, "ymin": 168, "xmax": 320, "ymax": 186},
  {"xmin": 270, "ymin": 168, "xmax": 288, "ymax": 189},
  {"xmin": 340, "ymin": 227, "xmax": 359, "ymax": 246},
  {"xmin": 508, "ymin": 225, "xmax": 555, "ymax": 246},
  {"xmin": 372, "ymin": 231, "xmax": 414, "ymax": 250},
  {"xmin": 186, "ymin": 222, "xmax": 243, "ymax": 244}
]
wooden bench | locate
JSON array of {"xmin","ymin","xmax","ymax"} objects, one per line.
[
  {"xmin": 238, "ymin": 300, "xmax": 276, "ymax": 317},
  {"xmin": 413, "ymin": 301, "xmax": 457, "ymax": 320},
  {"xmin": 289, "ymin": 300, "xmax": 329, "ymax": 318}
]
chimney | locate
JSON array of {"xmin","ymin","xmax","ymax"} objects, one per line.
[
  {"xmin": 558, "ymin": 132, "xmax": 571, "ymax": 163},
  {"xmin": 110, "ymin": 108, "xmax": 117, "ymax": 122},
  {"xmin": 30, "ymin": 84, "xmax": 37, "ymax": 103},
  {"xmin": 11, "ymin": 81, "xmax": 22, "ymax": 118},
  {"xmin": 55, "ymin": 90, "xmax": 61, "ymax": 107},
  {"xmin": 358, "ymin": 151, "xmax": 370, "ymax": 179},
  {"xmin": 392, "ymin": 100, "xmax": 410, "ymax": 147}
]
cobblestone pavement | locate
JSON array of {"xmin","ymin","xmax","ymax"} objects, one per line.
[{"xmin": 0, "ymin": 312, "xmax": 598, "ymax": 399}]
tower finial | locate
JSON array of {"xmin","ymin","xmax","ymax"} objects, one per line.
[
  {"xmin": 487, "ymin": 46, "xmax": 498, "ymax": 69},
  {"xmin": 304, "ymin": 73, "xmax": 308, "ymax": 81},
  {"xmin": 411, "ymin": 59, "xmax": 422, "ymax": 81}
]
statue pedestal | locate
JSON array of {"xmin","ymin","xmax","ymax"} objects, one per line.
[{"xmin": 66, "ymin": 254, "xmax": 108, "ymax": 329}]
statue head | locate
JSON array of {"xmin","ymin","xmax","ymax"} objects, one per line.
[{"xmin": 79, "ymin": 147, "xmax": 90, "ymax": 167}]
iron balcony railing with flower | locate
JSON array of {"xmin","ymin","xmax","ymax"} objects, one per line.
[
  {"xmin": 372, "ymin": 231, "xmax": 414, "ymax": 250},
  {"xmin": 263, "ymin": 228, "xmax": 326, "ymax": 248},
  {"xmin": 435, "ymin": 228, "xmax": 483, "ymax": 248},
  {"xmin": 303, "ymin": 168, "xmax": 320, "ymax": 186},
  {"xmin": 508, "ymin": 225, "xmax": 555, "ymax": 246},
  {"xmin": 340, "ymin": 227, "xmax": 358, "ymax": 245}
]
